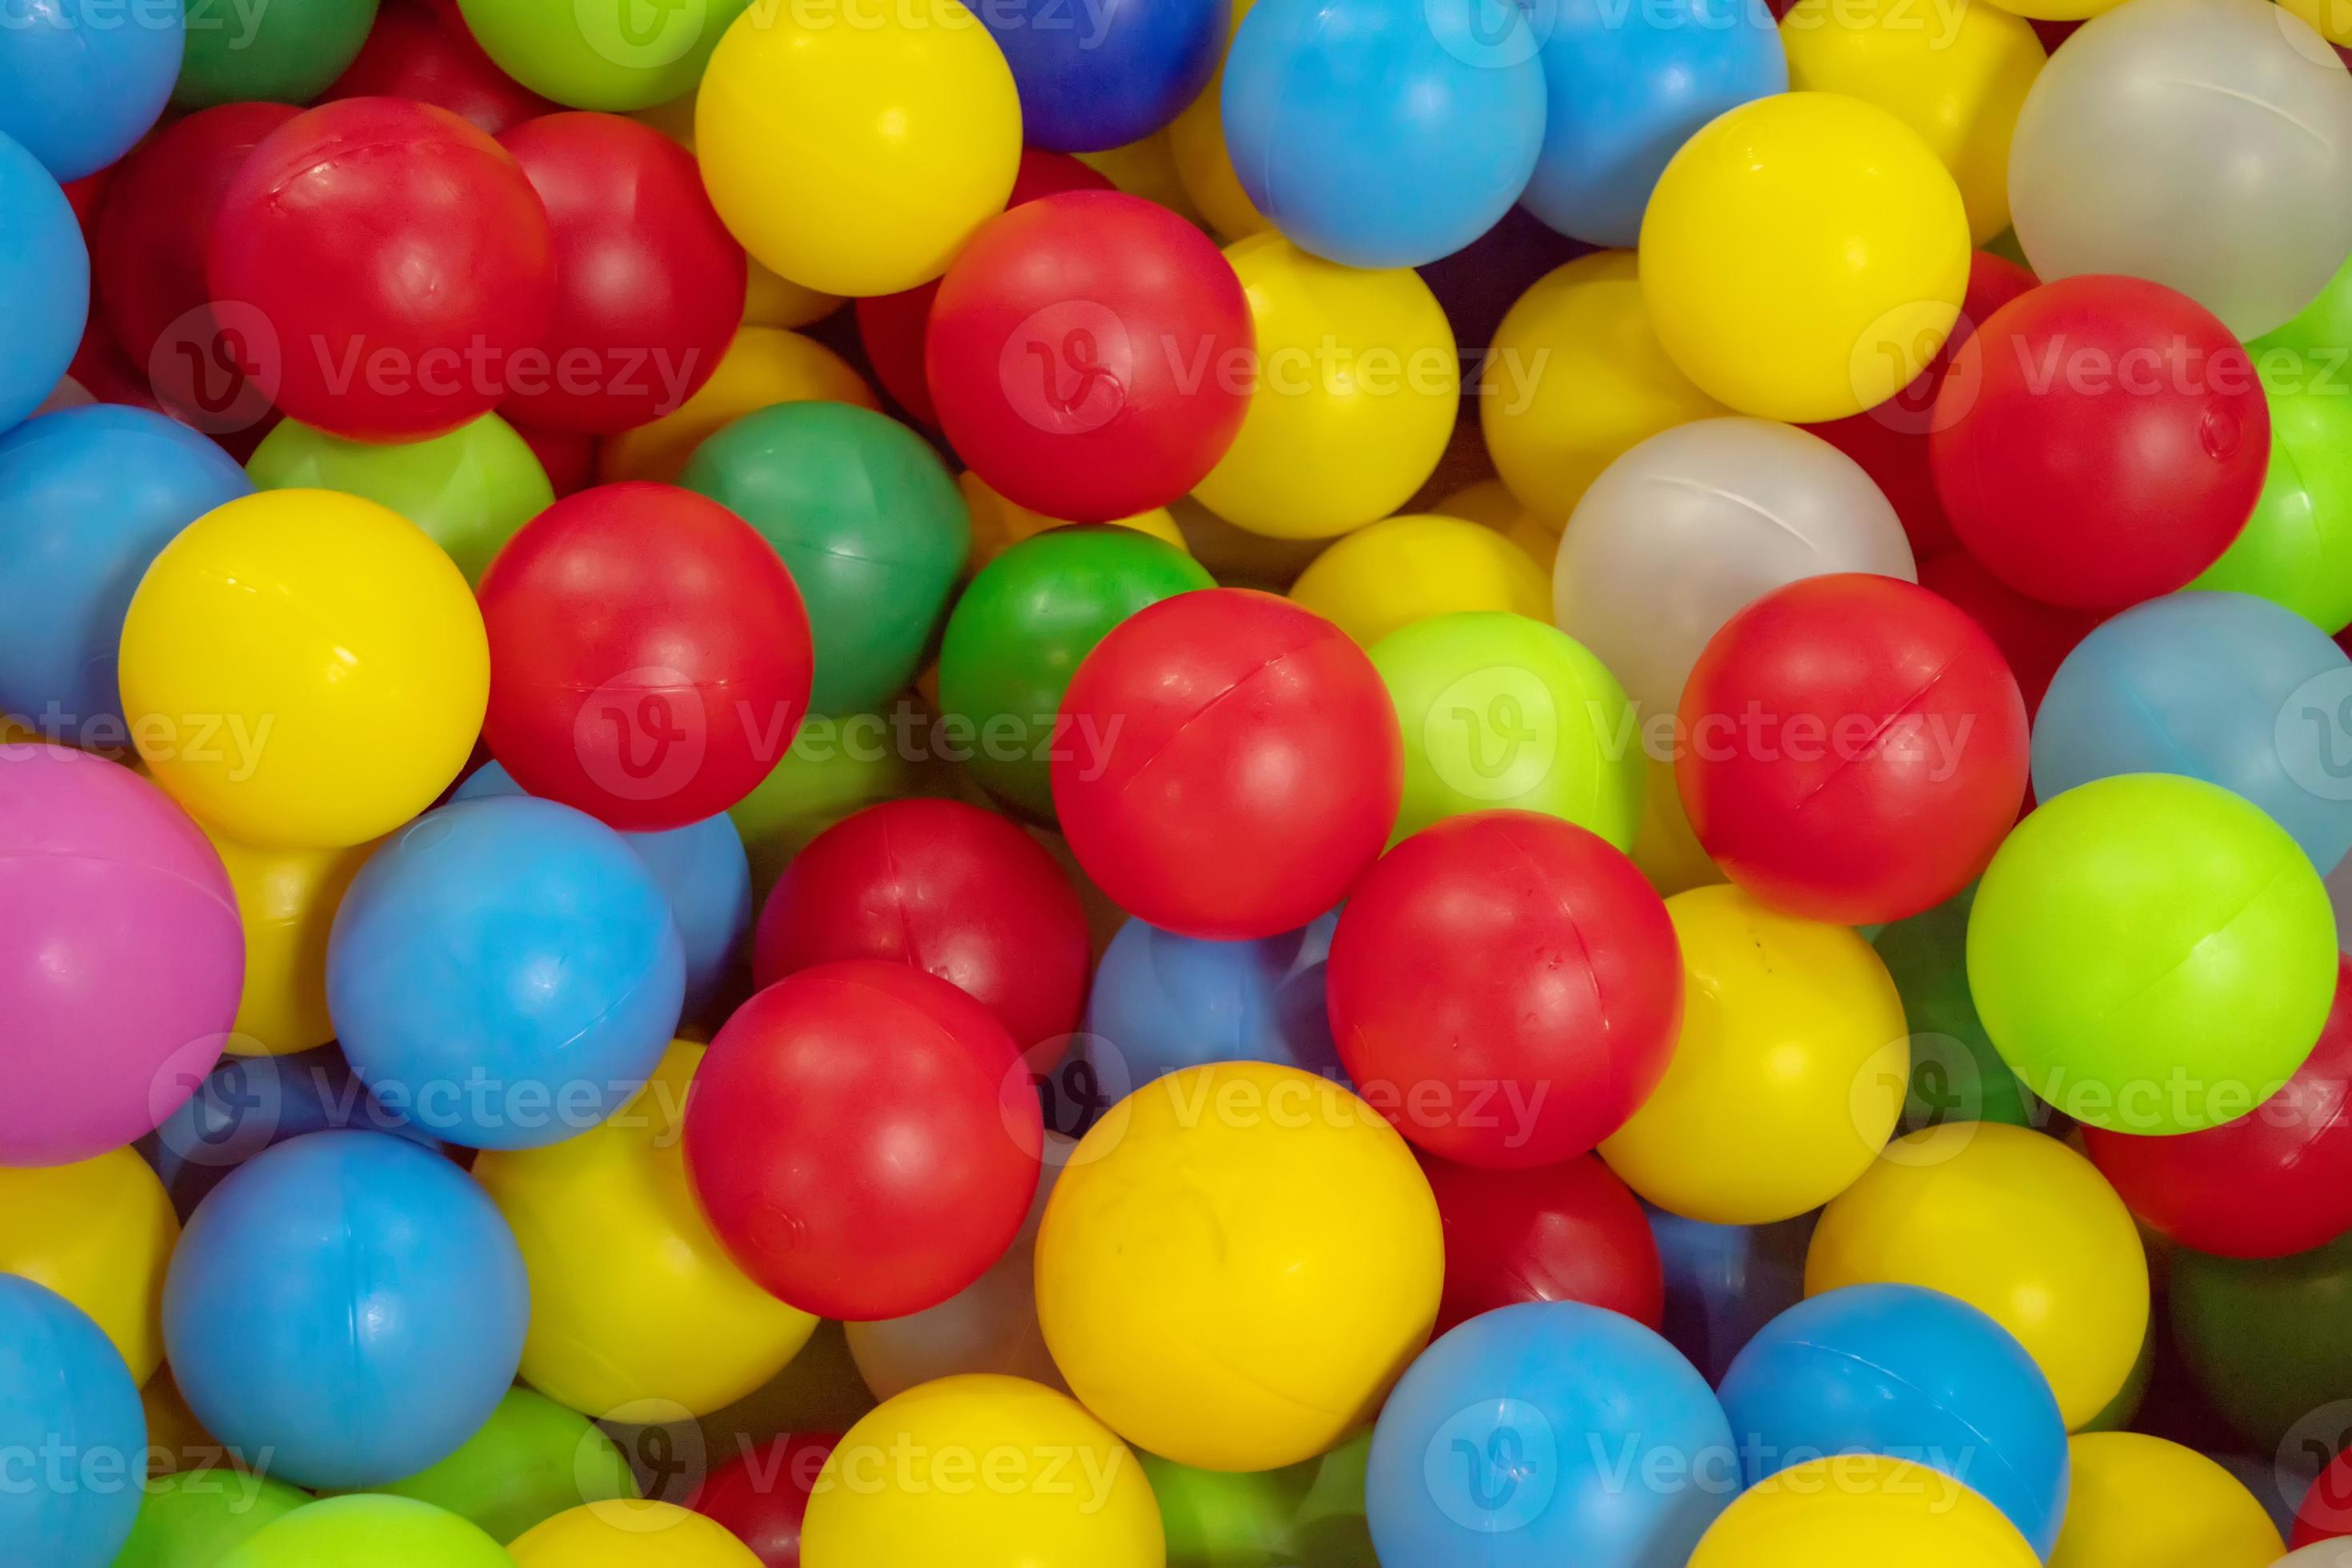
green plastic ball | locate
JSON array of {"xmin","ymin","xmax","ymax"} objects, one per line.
[
  {"xmin": 1968, "ymin": 774, "xmax": 2338, "ymax": 1134},
  {"xmin": 682, "ymin": 401, "xmax": 970, "ymax": 716},
  {"xmin": 1872, "ymin": 885, "xmax": 2037, "ymax": 1132},
  {"xmin": 114, "ymin": 1471, "xmax": 310, "ymax": 1568},
  {"xmin": 2172, "ymin": 1231, "xmax": 2352, "ymax": 1450},
  {"xmin": 455, "ymin": 0, "xmax": 752, "ymax": 110},
  {"xmin": 1142, "ymin": 1431, "xmax": 1376, "ymax": 1566},
  {"xmin": 936, "ymin": 526, "xmax": 1213, "ymax": 819},
  {"xmin": 215, "ymin": 1496, "xmax": 510, "ymax": 1568},
  {"xmin": 2076, "ymin": 1322, "xmax": 2155, "ymax": 1434},
  {"xmin": 2250, "ymin": 247, "xmax": 2352, "ymax": 378},
  {"xmin": 246, "ymin": 414, "xmax": 554, "ymax": 586},
  {"xmin": 1368, "ymin": 610, "xmax": 1642, "ymax": 848},
  {"xmin": 326, "ymin": 1389, "xmax": 638, "ymax": 1544},
  {"xmin": 2192, "ymin": 354, "xmax": 2352, "ymax": 634},
  {"xmin": 728, "ymin": 706, "xmax": 948, "ymax": 900},
  {"xmin": 176, "ymin": 0, "xmax": 381, "ymax": 107}
]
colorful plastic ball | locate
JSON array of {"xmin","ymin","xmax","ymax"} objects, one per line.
[
  {"xmin": 163, "ymin": 1131, "xmax": 527, "ymax": 1489},
  {"xmin": 1930, "ymin": 276, "xmax": 2269, "ymax": 609},
  {"xmin": 2038, "ymin": 592, "xmax": 2352, "ymax": 871},
  {"xmin": 1222, "ymin": 0, "xmax": 1544, "ymax": 267},
  {"xmin": 1686, "ymin": 1454, "xmax": 2040, "ymax": 1568},
  {"xmin": 1036, "ymin": 1062, "xmax": 1442, "ymax": 1470},
  {"xmin": 681, "ymin": 400, "xmax": 967, "ymax": 715},
  {"xmin": 802, "ymin": 1375, "xmax": 1162, "ymax": 1568},
  {"xmin": 0, "ymin": 1276, "xmax": 146, "ymax": 1568},
  {"xmin": 497, "ymin": 113, "xmax": 743, "ymax": 434},
  {"xmin": 1915, "ymin": 549, "xmax": 2100, "ymax": 719},
  {"xmin": 214, "ymin": 1496, "xmax": 511, "ymax": 1568},
  {"xmin": 113, "ymin": 1469, "xmax": 310, "ymax": 1568},
  {"xmin": 1718, "ymin": 1284, "xmax": 2068, "ymax": 1555},
  {"xmin": 1524, "ymin": 0, "xmax": 1786, "ymax": 247},
  {"xmin": 697, "ymin": 0, "xmax": 1018, "ymax": 295},
  {"xmin": 599, "ymin": 329, "xmax": 872, "ymax": 484},
  {"xmin": 0, "ymin": 0, "xmax": 182, "ymax": 180},
  {"xmin": 1422, "ymin": 1151, "xmax": 1662, "ymax": 1335},
  {"xmin": 1641, "ymin": 92, "xmax": 1970, "ymax": 422},
  {"xmin": 2287, "ymin": 1544, "xmax": 2352, "ymax": 1567},
  {"xmin": 246, "ymin": 413, "xmax": 553, "ymax": 588},
  {"xmin": 140, "ymin": 1045, "xmax": 433, "ymax": 1218},
  {"xmin": 1808, "ymin": 1122, "xmax": 2150, "ymax": 1430},
  {"xmin": 983, "ymin": 0, "xmax": 1223, "ymax": 150},
  {"xmin": 928, "ymin": 190, "xmax": 1252, "ymax": 522},
  {"xmin": 455, "ymin": 0, "xmax": 748, "ymax": 110},
  {"xmin": 516, "ymin": 419, "xmax": 597, "ymax": 497},
  {"xmin": 346, "ymin": 1387, "xmax": 639, "ymax": 1543},
  {"xmin": 0, "ymin": 743, "xmax": 240, "ymax": 1166},
  {"xmin": 1190, "ymin": 234, "xmax": 1456, "ymax": 538},
  {"xmin": 1872, "ymin": 886, "xmax": 2038, "ymax": 1131},
  {"xmin": 478, "ymin": 482, "xmax": 815, "ymax": 832},
  {"xmin": 1969, "ymin": 774, "xmax": 2338, "ymax": 1134},
  {"xmin": 1366, "ymin": 1301, "xmax": 1734, "ymax": 1567},
  {"xmin": 686, "ymin": 961, "xmax": 1041, "ymax": 1320},
  {"xmin": 329, "ymin": 797, "xmax": 686, "ymax": 1149},
  {"xmin": 1289, "ymin": 514, "xmax": 1551, "ymax": 648},
  {"xmin": 2297, "ymin": 1446, "xmax": 2352, "ymax": 1546},
  {"xmin": 1649, "ymin": 1209, "xmax": 1816, "ymax": 1385},
  {"xmin": 0, "ymin": 406, "xmax": 252, "ymax": 745},
  {"xmin": 2198, "ymin": 352, "xmax": 2352, "ymax": 634},
  {"xmin": 937, "ymin": 524, "xmax": 1214, "ymax": 818},
  {"xmin": 2170, "ymin": 1230, "xmax": 2352, "ymax": 1450},
  {"xmin": 0, "ymin": 1146, "xmax": 177, "ymax": 1383},
  {"xmin": 509, "ymin": 1500, "xmax": 763, "ymax": 1565},
  {"xmin": 1083, "ymin": 911, "xmax": 1341, "ymax": 1094},
  {"xmin": 1600, "ymin": 884, "xmax": 1907, "ymax": 1225},
  {"xmin": 1329, "ymin": 811, "xmax": 1682, "ymax": 1166},
  {"xmin": 1677, "ymin": 573, "xmax": 2030, "ymax": 925},
  {"xmin": 207, "ymin": 98, "xmax": 554, "ymax": 441},
  {"xmin": 692, "ymin": 1434, "xmax": 835, "ymax": 1568},
  {"xmin": 2051, "ymin": 1434, "xmax": 2283, "ymax": 1568},
  {"xmin": 961, "ymin": 470, "xmax": 1190, "ymax": 569},
  {"xmin": 175, "ymin": 0, "xmax": 378, "ymax": 106},
  {"xmin": 1555, "ymin": 417, "xmax": 1916, "ymax": 718},
  {"xmin": 322, "ymin": 0, "xmax": 556, "ymax": 136},
  {"xmin": 0, "ymin": 129, "xmax": 87, "ymax": 434}
]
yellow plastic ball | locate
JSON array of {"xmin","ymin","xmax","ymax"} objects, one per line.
[
  {"xmin": 1482, "ymin": 251, "xmax": 1728, "ymax": 526},
  {"xmin": 696, "ymin": 0, "xmax": 1020, "ymax": 297},
  {"xmin": 202, "ymin": 828, "xmax": 378, "ymax": 1058},
  {"xmin": 119, "ymin": 489, "xmax": 488, "ymax": 850},
  {"xmin": 473, "ymin": 1042, "xmax": 818, "ymax": 1420},
  {"xmin": 1168, "ymin": 0, "xmax": 1267, "ymax": 239},
  {"xmin": 0, "ymin": 1147, "xmax": 177, "ymax": 1382},
  {"xmin": 958, "ymin": 471, "xmax": 1187, "ymax": 572},
  {"xmin": 1434, "ymin": 480, "xmax": 1559, "ymax": 572},
  {"xmin": 510, "ymin": 1501, "xmax": 762, "ymax": 1566},
  {"xmin": 597, "ymin": 328, "xmax": 876, "ymax": 485},
  {"xmin": 1690, "ymin": 1455, "xmax": 2042, "ymax": 1568},
  {"xmin": 2051, "ymin": 1434, "xmax": 2283, "ymax": 1568},
  {"xmin": 1806, "ymin": 1122, "xmax": 2151, "ymax": 1430},
  {"xmin": 743, "ymin": 261, "xmax": 842, "ymax": 331},
  {"xmin": 1599, "ymin": 884, "xmax": 1908, "ymax": 1225},
  {"xmin": 1781, "ymin": 0, "xmax": 2046, "ymax": 244},
  {"xmin": 1289, "ymin": 514, "xmax": 1552, "ymax": 648},
  {"xmin": 1192, "ymin": 234, "xmax": 1458, "ymax": 540},
  {"xmin": 1640, "ymin": 91, "xmax": 1972, "ymax": 422},
  {"xmin": 1035, "ymin": 1062, "xmax": 1443, "ymax": 1472},
  {"xmin": 1074, "ymin": 133, "xmax": 1205, "ymax": 227},
  {"xmin": 1984, "ymin": 0, "xmax": 2126, "ymax": 24},
  {"xmin": 1630, "ymin": 756, "xmax": 1724, "ymax": 898},
  {"xmin": 2282, "ymin": 0, "xmax": 2352, "ymax": 46},
  {"xmin": 802, "ymin": 1374, "xmax": 1165, "ymax": 1568}
]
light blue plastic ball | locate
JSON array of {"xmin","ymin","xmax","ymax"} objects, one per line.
[
  {"xmin": 454, "ymin": 762, "xmax": 750, "ymax": 1020},
  {"xmin": 1521, "ymin": 0, "xmax": 1786, "ymax": 246},
  {"xmin": 161, "ymin": 1130, "xmax": 527, "ymax": 1490},
  {"xmin": 1648, "ymin": 1206, "xmax": 1816, "ymax": 1384},
  {"xmin": 1081, "ymin": 910, "xmax": 1342, "ymax": 1095},
  {"xmin": 1717, "ymin": 1283, "xmax": 2070, "ymax": 1557},
  {"xmin": 1222, "ymin": 0, "xmax": 1546, "ymax": 267},
  {"xmin": 0, "ymin": 1276, "xmax": 146, "ymax": 1568},
  {"xmin": 326, "ymin": 797, "xmax": 686, "ymax": 1150},
  {"xmin": 0, "ymin": 129, "xmax": 87, "ymax": 434},
  {"xmin": 2034, "ymin": 590, "xmax": 2352, "ymax": 872},
  {"xmin": 1366, "ymin": 1301, "xmax": 1736, "ymax": 1568},
  {"xmin": 0, "ymin": 0, "xmax": 183, "ymax": 180},
  {"xmin": 0, "ymin": 406, "xmax": 251, "ymax": 744}
]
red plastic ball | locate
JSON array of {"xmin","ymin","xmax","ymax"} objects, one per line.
[
  {"xmin": 1917, "ymin": 550, "xmax": 2103, "ymax": 721},
  {"xmin": 1326, "ymin": 810, "xmax": 1682, "ymax": 1168},
  {"xmin": 478, "ymin": 482, "xmax": 814, "ymax": 832},
  {"xmin": 323, "ymin": 0, "xmax": 554, "ymax": 135},
  {"xmin": 691, "ymin": 1432, "xmax": 837, "ymax": 1567},
  {"xmin": 208, "ymin": 97, "xmax": 555, "ymax": 442},
  {"xmin": 2083, "ymin": 957, "xmax": 2352, "ymax": 1261},
  {"xmin": 1052, "ymin": 588, "xmax": 1401, "ymax": 940},
  {"xmin": 1420, "ymin": 1150, "xmax": 1665, "ymax": 1335},
  {"xmin": 1929, "ymin": 274, "xmax": 2269, "ymax": 609},
  {"xmin": 511, "ymin": 419, "xmax": 597, "ymax": 498},
  {"xmin": 926, "ymin": 190, "xmax": 1251, "ymax": 522},
  {"xmin": 2295, "ymin": 1443, "xmax": 2352, "ymax": 1547},
  {"xmin": 496, "ymin": 113, "xmax": 745, "ymax": 434},
  {"xmin": 856, "ymin": 150, "xmax": 1114, "ymax": 428},
  {"xmin": 1676, "ymin": 573, "xmax": 2030, "ymax": 925},
  {"xmin": 682, "ymin": 961, "xmax": 1042, "ymax": 1320},
  {"xmin": 753, "ymin": 798, "xmax": 1090, "ymax": 1068}
]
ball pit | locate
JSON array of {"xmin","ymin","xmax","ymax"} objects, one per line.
[
  {"xmin": 1422, "ymin": 1151, "xmax": 1663, "ymax": 1335},
  {"xmin": 0, "ymin": 1275, "xmax": 146, "ymax": 1568},
  {"xmin": 0, "ymin": 1146, "xmax": 178, "ymax": 1382},
  {"xmin": 1288, "ymin": 513, "xmax": 1551, "ymax": 648}
]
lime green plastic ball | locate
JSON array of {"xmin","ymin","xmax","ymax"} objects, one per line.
[
  {"xmin": 682, "ymin": 401, "xmax": 970, "ymax": 715},
  {"xmin": 1872, "ymin": 885, "xmax": 2037, "ymax": 1132},
  {"xmin": 1368, "ymin": 610, "xmax": 1642, "ymax": 848},
  {"xmin": 247, "ymin": 414, "xmax": 554, "ymax": 586},
  {"xmin": 114, "ymin": 1471, "xmax": 310, "ymax": 1568},
  {"xmin": 2172, "ymin": 1230, "xmax": 2352, "ymax": 1450},
  {"xmin": 1967, "ymin": 773, "xmax": 2338, "ymax": 1134},
  {"xmin": 455, "ymin": 0, "xmax": 753, "ymax": 110},
  {"xmin": 177, "ymin": 0, "xmax": 381, "ymax": 107},
  {"xmin": 2192, "ymin": 354, "xmax": 2352, "ymax": 633},
  {"xmin": 936, "ymin": 526, "xmax": 1213, "ymax": 820},
  {"xmin": 328, "ymin": 1389, "xmax": 638, "ymax": 1543},
  {"xmin": 1142, "ymin": 1431, "xmax": 1376, "ymax": 1566},
  {"xmin": 215, "ymin": 1496, "xmax": 511, "ymax": 1568}
]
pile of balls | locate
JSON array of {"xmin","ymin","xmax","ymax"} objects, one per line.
[{"xmin": 10, "ymin": 0, "xmax": 2352, "ymax": 1562}]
